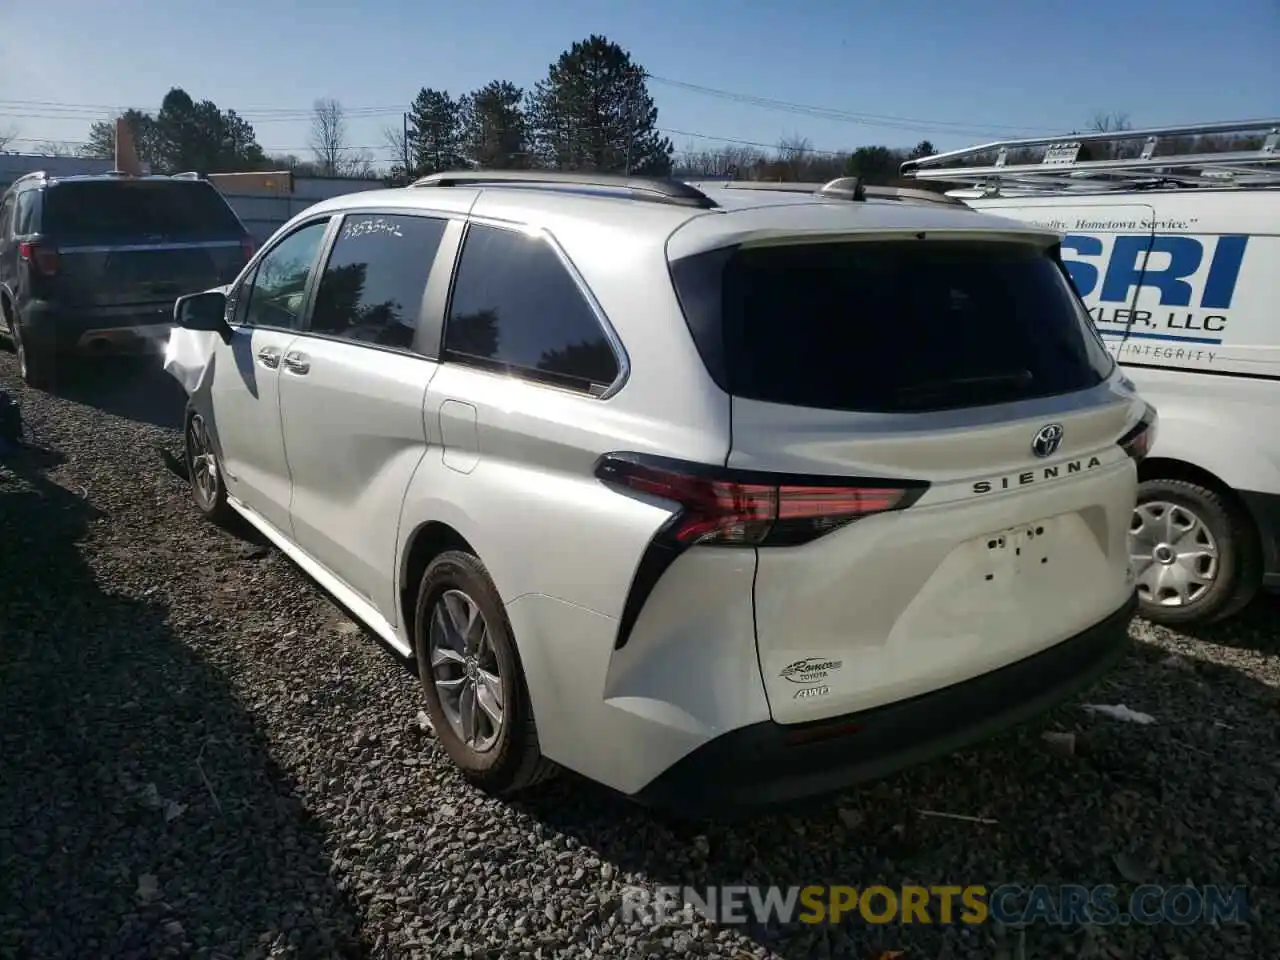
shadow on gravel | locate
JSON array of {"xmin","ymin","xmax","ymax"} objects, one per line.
[
  {"xmin": 1171, "ymin": 592, "xmax": 1280, "ymax": 653},
  {"xmin": 0, "ymin": 445, "xmax": 368, "ymax": 959},
  {"xmin": 44, "ymin": 355, "xmax": 187, "ymax": 431},
  {"xmin": 514, "ymin": 635, "xmax": 1279, "ymax": 959}
]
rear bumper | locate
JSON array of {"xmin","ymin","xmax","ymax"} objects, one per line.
[
  {"xmin": 20, "ymin": 300, "xmax": 174, "ymax": 356},
  {"xmin": 1239, "ymin": 489, "xmax": 1280, "ymax": 591},
  {"xmin": 632, "ymin": 591, "xmax": 1137, "ymax": 817}
]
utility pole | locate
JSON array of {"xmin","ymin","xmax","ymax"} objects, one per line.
[
  {"xmin": 623, "ymin": 83, "xmax": 638, "ymax": 176},
  {"xmin": 402, "ymin": 112, "xmax": 411, "ymax": 176}
]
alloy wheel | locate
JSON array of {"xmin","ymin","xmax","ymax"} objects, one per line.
[
  {"xmin": 187, "ymin": 414, "xmax": 220, "ymax": 508},
  {"xmin": 427, "ymin": 588, "xmax": 504, "ymax": 753}
]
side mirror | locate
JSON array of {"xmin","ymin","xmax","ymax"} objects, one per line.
[{"xmin": 174, "ymin": 290, "xmax": 231, "ymax": 343}]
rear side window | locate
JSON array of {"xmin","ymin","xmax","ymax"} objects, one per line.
[
  {"xmin": 14, "ymin": 191, "xmax": 39, "ymax": 235},
  {"xmin": 675, "ymin": 239, "xmax": 1114, "ymax": 413},
  {"xmin": 443, "ymin": 223, "xmax": 620, "ymax": 394},
  {"xmin": 310, "ymin": 214, "xmax": 446, "ymax": 351},
  {"xmin": 43, "ymin": 181, "xmax": 244, "ymax": 239}
]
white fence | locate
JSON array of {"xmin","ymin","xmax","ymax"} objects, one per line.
[{"xmin": 219, "ymin": 177, "xmax": 391, "ymax": 242}]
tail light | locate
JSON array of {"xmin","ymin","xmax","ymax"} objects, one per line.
[
  {"xmin": 598, "ymin": 453, "xmax": 928, "ymax": 650},
  {"xmin": 19, "ymin": 241, "xmax": 58, "ymax": 276},
  {"xmin": 1118, "ymin": 406, "xmax": 1158, "ymax": 463},
  {"xmin": 595, "ymin": 453, "xmax": 926, "ymax": 548}
]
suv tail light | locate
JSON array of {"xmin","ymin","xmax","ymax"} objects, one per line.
[
  {"xmin": 1119, "ymin": 406, "xmax": 1158, "ymax": 463},
  {"xmin": 597, "ymin": 453, "xmax": 928, "ymax": 649},
  {"xmin": 19, "ymin": 241, "xmax": 58, "ymax": 276}
]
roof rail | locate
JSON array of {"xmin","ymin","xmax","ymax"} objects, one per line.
[
  {"xmin": 410, "ymin": 169, "xmax": 719, "ymax": 209},
  {"xmin": 12, "ymin": 171, "xmax": 48, "ymax": 186},
  {"xmin": 900, "ymin": 118, "xmax": 1280, "ymax": 195},
  {"xmin": 700, "ymin": 177, "xmax": 965, "ymax": 206},
  {"xmin": 170, "ymin": 171, "xmax": 203, "ymax": 180},
  {"xmin": 699, "ymin": 178, "xmax": 865, "ymax": 199}
]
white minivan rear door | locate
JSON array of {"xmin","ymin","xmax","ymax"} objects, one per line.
[{"xmin": 669, "ymin": 231, "xmax": 1149, "ymax": 725}]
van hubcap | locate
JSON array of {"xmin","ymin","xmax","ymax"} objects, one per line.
[
  {"xmin": 427, "ymin": 589, "xmax": 504, "ymax": 752},
  {"xmin": 1129, "ymin": 501, "xmax": 1218, "ymax": 607}
]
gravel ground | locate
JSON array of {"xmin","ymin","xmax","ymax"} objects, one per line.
[{"xmin": 1, "ymin": 350, "xmax": 1277, "ymax": 960}]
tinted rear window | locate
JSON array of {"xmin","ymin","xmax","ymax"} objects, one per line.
[
  {"xmin": 44, "ymin": 181, "xmax": 244, "ymax": 239},
  {"xmin": 673, "ymin": 239, "xmax": 1114, "ymax": 413}
]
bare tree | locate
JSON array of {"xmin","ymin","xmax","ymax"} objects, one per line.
[
  {"xmin": 310, "ymin": 98, "xmax": 349, "ymax": 176},
  {"xmin": 383, "ymin": 123, "xmax": 410, "ymax": 171},
  {"xmin": 342, "ymin": 149, "xmax": 376, "ymax": 179},
  {"xmin": 34, "ymin": 140, "xmax": 76, "ymax": 157},
  {"xmin": 1088, "ymin": 111, "xmax": 1132, "ymax": 134},
  {"xmin": 308, "ymin": 98, "xmax": 378, "ymax": 177},
  {"xmin": 0, "ymin": 126, "xmax": 18, "ymax": 151},
  {"xmin": 1084, "ymin": 110, "xmax": 1136, "ymax": 160}
]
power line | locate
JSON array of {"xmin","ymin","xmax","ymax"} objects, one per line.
[
  {"xmin": 0, "ymin": 98, "xmax": 404, "ymax": 121},
  {"xmin": 642, "ymin": 73, "xmax": 1047, "ymax": 138},
  {"xmin": 0, "ymin": 68, "xmax": 1053, "ymax": 139},
  {"xmin": 6, "ymin": 121, "xmax": 869, "ymax": 160}
]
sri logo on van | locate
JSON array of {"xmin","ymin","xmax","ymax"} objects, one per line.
[
  {"xmin": 780, "ymin": 658, "xmax": 843, "ymax": 685},
  {"xmin": 972, "ymin": 456, "xmax": 1103, "ymax": 495},
  {"xmin": 1060, "ymin": 234, "xmax": 1246, "ymax": 338}
]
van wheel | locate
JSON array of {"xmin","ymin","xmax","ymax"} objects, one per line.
[
  {"xmin": 1130, "ymin": 478, "xmax": 1261, "ymax": 627},
  {"xmin": 414, "ymin": 550, "xmax": 558, "ymax": 795},
  {"xmin": 184, "ymin": 405, "xmax": 233, "ymax": 525}
]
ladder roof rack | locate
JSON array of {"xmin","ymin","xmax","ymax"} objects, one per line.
[
  {"xmin": 410, "ymin": 169, "xmax": 719, "ymax": 209},
  {"xmin": 900, "ymin": 118, "xmax": 1280, "ymax": 196}
]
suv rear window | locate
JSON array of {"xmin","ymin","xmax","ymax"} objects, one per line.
[
  {"xmin": 673, "ymin": 239, "xmax": 1114, "ymax": 413},
  {"xmin": 43, "ymin": 180, "xmax": 244, "ymax": 239}
]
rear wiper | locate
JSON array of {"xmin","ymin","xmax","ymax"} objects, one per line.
[{"xmin": 893, "ymin": 370, "xmax": 1034, "ymax": 404}]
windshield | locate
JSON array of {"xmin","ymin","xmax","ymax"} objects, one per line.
[{"xmin": 44, "ymin": 180, "xmax": 245, "ymax": 239}]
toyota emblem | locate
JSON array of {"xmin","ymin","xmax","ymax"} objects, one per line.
[{"xmin": 1031, "ymin": 423, "xmax": 1064, "ymax": 458}]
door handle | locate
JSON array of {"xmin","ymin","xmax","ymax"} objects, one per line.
[
  {"xmin": 256, "ymin": 347, "xmax": 281, "ymax": 369},
  {"xmin": 282, "ymin": 351, "xmax": 310, "ymax": 375}
]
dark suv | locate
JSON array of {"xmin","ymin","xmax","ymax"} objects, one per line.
[{"xmin": 0, "ymin": 171, "xmax": 254, "ymax": 388}]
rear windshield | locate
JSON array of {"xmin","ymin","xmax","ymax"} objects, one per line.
[
  {"xmin": 44, "ymin": 181, "xmax": 244, "ymax": 239},
  {"xmin": 673, "ymin": 239, "xmax": 1114, "ymax": 413}
]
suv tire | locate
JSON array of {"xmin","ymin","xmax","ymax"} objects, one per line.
[
  {"xmin": 1132, "ymin": 477, "xmax": 1262, "ymax": 627},
  {"xmin": 11, "ymin": 312, "xmax": 56, "ymax": 391},
  {"xmin": 414, "ymin": 550, "xmax": 558, "ymax": 794},
  {"xmin": 184, "ymin": 404, "xmax": 233, "ymax": 525}
]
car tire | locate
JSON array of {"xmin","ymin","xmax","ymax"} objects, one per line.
[
  {"xmin": 11, "ymin": 312, "xmax": 57, "ymax": 391},
  {"xmin": 414, "ymin": 550, "xmax": 558, "ymax": 795},
  {"xmin": 1131, "ymin": 477, "xmax": 1261, "ymax": 627},
  {"xmin": 183, "ymin": 404, "xmax": 233, "ymax": 525}
]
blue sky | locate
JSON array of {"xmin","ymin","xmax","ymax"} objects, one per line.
[{"xmin": 1, "ymin": 0, "xmax": 1275, "ymax": 167}]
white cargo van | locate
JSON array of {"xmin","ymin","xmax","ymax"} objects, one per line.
[{"xmin": 902, "ymin": 119, "xmax": 1280, "ymax": 626}]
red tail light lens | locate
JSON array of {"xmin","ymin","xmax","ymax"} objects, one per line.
[
  {"xmin": 594, "ymin": 453, "xmax": 926, "ymax": 547},
  {"xmin": 19, "ymin": 241, "xmax": 58, "ymax": 276},
  {"xmin": 1119, "ymin": 407, "xmax": 1157, "ymax": 463}
]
